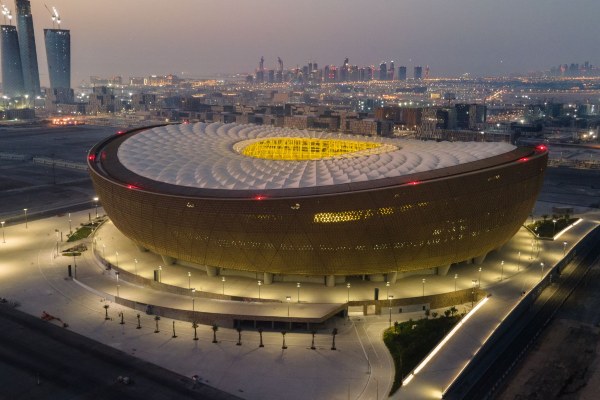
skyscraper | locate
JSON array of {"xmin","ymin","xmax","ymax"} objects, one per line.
[
  {"xmin": 398, "ymin": 66, "xmax": 407, "ymax": 81},
  {"xmin": 414, "ymin": 66, "xmax": 423, "ymax": 80},
  {"xmin": 1, "ymin": 24, "xmax": 25, "ymax": 96},
  {"xmin": 15, "ymin": 0, "xmax": 40, "ymax": 95},
  {"xmin": 44, "ymin": 28, "xmax": 70, "ymax": 89},
  {"xmin": 379, "ymin": 62, "xmax": 387, "ymax": 80}
]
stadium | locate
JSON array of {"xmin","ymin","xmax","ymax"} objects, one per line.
[{"xmin": 88, "ymin": 122, "xmax": 547, "ymax": 286}]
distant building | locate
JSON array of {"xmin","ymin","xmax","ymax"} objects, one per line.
[
  {"xmin": 455, "ymin": 104, "xmax": 487, "ymax": 129},
  {"xmin": 414, "ymin": 66, "xmax": 423, "ymax": 80},
  {"xmin": 15, "ymin": 0, "xmax": 40, "ymax": 95},
  {"xmin": 44, "ymin": 29, "xmax": 70, "ymax": 89},
  {"xmin": 379, "ymin": 62, "xmax": 387, "ymax": 80},
  {"xmin": 1, "ymin": 25, "xmax": 25, "ymax": 97},
  {"xmin": 398, "ymin": 66, "xmax": 407, "ymax": 81}
]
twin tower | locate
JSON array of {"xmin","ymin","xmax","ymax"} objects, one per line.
[{"xmin": 1, "ymin": 0, "xmax": 70, "ymax": 98}]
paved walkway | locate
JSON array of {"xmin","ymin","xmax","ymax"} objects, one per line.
[{"xmin": 1, "ymin": 207, "xmax": 598, "ymax": 399}]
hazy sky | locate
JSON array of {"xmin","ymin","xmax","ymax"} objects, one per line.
[{"xmin": 18, "ymin": 0, "xmax": 600, "ymax": 85}]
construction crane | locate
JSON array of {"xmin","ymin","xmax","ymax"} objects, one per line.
[
  {"xmin": 1, "ymin": 2, "xmax": 13, "ymax": 25},
  {"xmin": 43, "ymin": 4, "xmax": 61, "ymax": 28}
]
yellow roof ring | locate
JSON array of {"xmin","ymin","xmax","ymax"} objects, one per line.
[{"xmin": 234, "ymin": 137, "xmax": 399, "ymax": 161}]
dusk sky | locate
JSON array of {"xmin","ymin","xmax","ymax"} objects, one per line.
[{"xmin": 21, "ymin": 0, "xmax": 600, "ymax": 85}]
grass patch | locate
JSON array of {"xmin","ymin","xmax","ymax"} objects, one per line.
[
  {"xmin": 383, "ymin": 312, "xmax": 462, "ymax": 395},
  {"xmin": 526, "ymin": 217, "xmax": 578, "ymax": 238},
  {"xmin": 67, "ymin": 226, "xmax": 93, "ymax": 242}
]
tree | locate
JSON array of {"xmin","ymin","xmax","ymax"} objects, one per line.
[
  {"xmin": 192, "ymin": 322, "xmax": 199, "ymax": 341},
  {"xmin": 212, "ymin": 324, "xmax": 218, "ymax": 343},
  {"xmin": 331, "ymin": 328, "xmax": 338, "ymax": 350},
  {"xmin": 154, "ymin": 315, "xmax": 160, "ymax": 333},
  {"xmin": 444, "ymin": 309, "xmax": 451, "ymax": 318},
  {"xmin": 281, "ymin": 331, "xmax": 287, "ymax": 349},
  {"xmin": 431, "ymin": 312, "xmax": 438, "ymax": 319},
  {"xmin": 258, "ymin": 328, "xmax": 264, "ymax": 347},
  {"xmin": 310, "ymin": 329, "xmax": 317, "ymax": 350},
  {"xmin": 450, "ymin": 306, "xmax": 458, "ymax": 316},
  {"xmin": 541, "ymin": 214, "xmax": 548, "ymax": 222},
  {"xmin": 103, "ymin": 304, "xmax": 110, "ymax": 320}
]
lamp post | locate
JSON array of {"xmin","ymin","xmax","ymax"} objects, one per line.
[
  {"xmin": 422, "ymin": 278, "xmax": 426, "ymax": 298},
  {"xmin": 134, "ymin": 258, "xmax": 138, "ymax": 275},
  {"xmin": 191, "ymin": 288, "xmax": 196, "ymax": 312},
  {"xmin": 93, "ymin": 197, "xmax": 99, "ymax": 218},
  {"xmin": 386, "ymin": 281, "xmax": 390, "ymax": 301},
  {"xmin": 563, "ymin": 241, "xmax": 567, "ymax": 256},
  {"xmin": 187, "ymin": 272, "xmax": 191, "ymax": 289},
  {"xmin": 68, "ymin": 212, "xmax": 71, "ymax": 233},
  {"xmin": 478, "ymin": 267, "xmax": 482, "ymax": 288},
  {"xmin": 286, "ymin": 296, "xmax": 291, "ymax": 317},
  {"xmin": 115, "ymin": 251, "xmax": 119, "ymax": 267},
  {"xmin": 297, "ymin": 282, "xmax": 301, "ymax": 303},
  {"xmin": 257, "ymin": 280, "xmax": 262, "ymax": 299},
  {"xmin": 1, "ymin": 221, "xmax": 5, "ymax": 243},
  {"xmin": 540, "ymin": 262, "xmax": 545, "ymax": 281},
  {"xmin": 388, "ymin": 295, "xmax": 394, "ymax": 327},
  {"xmin": 116, "ymin": 271, "xmax": 120, "ymax": 297},
  {"xmin": 454, "ymin": 274, "xmax": 458, "ymax": 292},
  {"xmin": 500, "ymin": 261, "xmax": 504, "ymax": 281},
  {"xmin": 471, "ymin": 280, "xmax": 477, "ymax": 308},
  {"xmin": 552, "ymin": 219, "xmax": 557, "ymax": 236},
  {"xmin": 158, "ymin": 265, "xmax": 162, "ymax": 283},
  {"xmin": 23, "ymin": 208, "xmax": 28, "ymax": 229},
  {"xmin": 221, "ymin": 276, "xmax": 226, "ymax": 295},
  {"xmin": 346, "ymin": 282, "xmax": 351, "ymax": 303}
]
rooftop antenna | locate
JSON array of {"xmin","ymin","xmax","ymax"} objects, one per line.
[
  {"xmin": 44, "ymin": 4, "xmax": 60, "ymax": 28},
  {"xmin": 1, "ymin": 3, "xmax": 13, "ymax": 25}
]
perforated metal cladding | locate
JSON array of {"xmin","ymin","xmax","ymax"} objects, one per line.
[{"xmin": 89, "ymin": 153, "xmax": 546, "ymax": 276}]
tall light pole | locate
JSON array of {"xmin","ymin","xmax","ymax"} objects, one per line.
[
  {"xmin": 286, "ymin": 296, "xmax": 291, "ymax": 317},
  {"xmin": 540, "ymin": 262, "xmax": 544, "ymax": 281},
  {"xmin": 191, "ymin": 288, "xmax": 196, "ymax": 312},
  {"xmin": 454, "ymin": 274, "xmax": 458, "ymax": 291},
  {"xmin": 134, "ymin": 258, "xmax": 138, "ymax": 275},
  {"xmin": 478, "ymin": 267, "xmax": 482, "ymax": 288},
  {"xmin": 221, "ymin": 276, "xmax": 226, "ymax": 295},
  {"xmin": 471, "ymin": 279, "xmax": 477, "ymax": 307},
  {"xmin": 386, "ymin": 281, "xmax": 390, "ymax": 301},
  {"xmin": 422, "ymin": 278, "xmax": 426, "ymax": 298},
  {"xmin": 552, "ymin": 219, "xmax": 557, "ymax": 236},
  {"xmin": 388, "ymin": 295, "xmax": 394, "ymax": 327},
  {"xmin": 257, "ymin": 280, "xmax": 262, "ymax": 299},
  {"xmin": 23, "ymin": 208, "xmax": 28, "ymax": 228},
  {"xmin": 297, "ymin": 282, "xmax": 301, "ymax": 303},
  {"xmin": 115, "ymin": 251, "xmax": 119, "ymax": 267},
  {"xmin": 500, "ymin": 260, "xmax": 504, "ymax": 281},
  {"xmin": 68, "ymin": 212, "xmax": 71, "ymax": 233},
  {"xmin": 188, "ymin": 272, "xmax": 192, "ymax": 289},
  {"xmin": 158, "ymin": 265, "xmax": 162, "ymax": 283},
  {"xmin": 116, "ymin": 271, "xmax": 120, "ymax": 297},
  {"xmin": 1, "ymin": 221, "xmax": 5, "ymax": 243},
  {"xmin": 563, "ymin": 241, "xmax": 567, "ymax": 256},
  {"xmin": 346, "ymin": 282, "xmax": 351, "ymax": 303},
  {"xmin": 93, "ymin": 197, "xmax": 99, "ymax": 218}
]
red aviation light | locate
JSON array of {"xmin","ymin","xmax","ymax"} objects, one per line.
[
  {"xmin": 126, "ymin": 184, "xmax": 139, "ymax": 190},
  {"xmin": 535, "ymin": 144, "xmax": 547, "ymax": 152},
  {"xmin": 116, "ymin": 130, "xmax": 126, "ymax": 135},
  {"xmin": 408, "ymin": 181, "xmax": 420, "ymax": 186},
  {"xmin": 253, "ymin": 195, "xmax": 267, "ymax": 200},
  {"xmin": 88, "ymin": 154, "xmax": 96, "ymax": 161},
  {"xmin": 518, "ymin": 157, "xmax": 529, "ymax": 162}
]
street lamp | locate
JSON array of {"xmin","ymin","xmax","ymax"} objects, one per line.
[
  {"xmin": 188, "ymin": 271, "xmax": 191, "ymax": 289},
  {"xmin": 134, "ymin": 258, "xmax": 138, "ymax": 275},
  {"xmin": 388, "ymin": 295, "xmax": 394, "ymax": 327},
  {"xmin": 23, "ymin": 208, "xmax": 28, "ymax": 229},
  {"xmin": 68, "ymin": 212, "xmax": 71, "ymax": 233},
  {"xmin": 191, "ymin": 288, "xmax": 196, "ymax": 312},
  {"xmin": 116, "ymin": 271, "xmax": 120, "ymax": 297},
  {"xmin": 158, "ymin": 265, "xmax": 162, "ymax": 282},
  {"xmin": 563, "ymin": 241, "xmax": 567, "ymax": 256},
  {"xmin": 297, "ymin": 282, "xmax": 301, "ymax": 303},
  {"xmin": 454, "ymin": 274, "xmax": 458, "ymax": 291},
  {"xmin": 346, "ymin": 282, "xmax": 351, "ymax": 303},
  {"xmin": 115, "ymin": 251, "xmax": 119, "ymax": 267},
  {"xmin": 540, "ymin": 262, "xmax": 545, "ymax": 281},
  {"xmin": 471, "ymin": 279, "xmax": 477, "ymax": 307},
  {"xmin": 552, "ymin": 219, "xmax": 557, "ymax": 236},
  {"xmin": 93, "ymin": 197, "xmax": 99, "ymax": 218},
  {"xmin": 422, "ymin": 278, "xmax": 426, "ymax": 297},
  {"xmin": 386, "ymin": 281, "xmax": 390, "ymax": 300},
  {"xmin": 1, "ymin": 221, "xmax": 5, "ymax": 243},
  {"xmin": 478, "ymin": 267, "xmax": 482, "ymax": 288},
  {"xmin": 221, "ymin": 276, "xmax": 226, "ymax": 295},
  {"xmin": 257, "ymin": 280, "xmax": 262, "ymax": 299},
  {"xmin": 286, "ymin": 296, "xmax": 291, "ymax": 317},
  {"xmin": 500, "ymin": 261, "xmax": 504, "ymax": 281}
]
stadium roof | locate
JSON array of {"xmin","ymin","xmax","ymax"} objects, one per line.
[{"xmin": 117, "ymin": 122, "xmax": 516, "ymax": 191}]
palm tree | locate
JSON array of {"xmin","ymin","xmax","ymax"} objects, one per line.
[
  {"xmin": 154, "ymin": 315, "xmax": 160, "ymax": 333},
  {"xmin": 212, "ymin": 324, "xmax": 218, "ymax": 343},
  {"xmin": 310, "ymin": 329, "xmax": 317, "ymax": 350},
  {"xmin": 258, "ymin": 328, "xmax": 264, "ymax": 347},
  {"xmin": 281, "ymin": 331, "xmax": 287, "ymax": 349},
  {"xmin": 331, "ymin": 328, "xmax": 338, "ymax": 350},
  {"xmin": 192, "ymin": 322, "xmax": 199, "ymax": 341},
  {"xmin": 103, "ymin": 304, "xmax": 110, "ymax": 320},
  {"xmin": 236, "ymin": 327, "xmax": 242, "ymax": 346}
]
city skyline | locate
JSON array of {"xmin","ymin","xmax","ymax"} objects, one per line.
[{"xmin": 1, "ymin": 0, "xmax": 597, "ymax": 86}]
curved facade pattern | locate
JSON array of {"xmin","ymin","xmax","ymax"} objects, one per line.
[{"xmin": 89, "ymin": 123, "xmax": 548, "ymax": 277}]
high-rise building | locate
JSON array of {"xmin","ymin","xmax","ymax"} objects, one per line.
[
  {"xmin": 398, "ymin": 66, "xmax": 407, "ymax": 81},
  {"xmin": 379, "ymin": 62, "xmax": 387, "ymax": 80},
  {"xmin": 1, "ymin": 24, "xmax": 25, "ymax": 97},
  {"xmin": 44, "ymin": 28, "xmax": 70, "ymax": 89},
  {"xmin": 15, "ymin": 0, "xmax": 40, "ymax": 95},
  {"xmin": 414, "ymin": 66, "xmax": 423, "ymax": 80},
  {"xmin": 388, "ymin": 61, "xmax": 395, "ymax": 80}
]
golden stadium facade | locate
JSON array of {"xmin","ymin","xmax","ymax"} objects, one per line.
[{"xmin": 88, "ymin": 122, "xmax": 547, "ymax": 284}]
